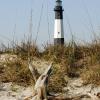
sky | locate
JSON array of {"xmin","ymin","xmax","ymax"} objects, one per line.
[{"xmin": 0, "ymin": 0, "xmax": 100, "ymax": 46}]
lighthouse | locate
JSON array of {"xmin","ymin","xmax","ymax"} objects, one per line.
[{"xmin": 54, "ymin": 0, "xmax": 64, "ymax": 45}]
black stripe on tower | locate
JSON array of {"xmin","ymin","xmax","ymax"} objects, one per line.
[
  {"xmin": 54, "ymin": 38, "xmax": 64, "ymax": 45},
  {"xmin": 54, "ymin": 6, "xmax": 64, "ymax": 19}
]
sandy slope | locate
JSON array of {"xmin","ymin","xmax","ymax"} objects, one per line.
[
  {"xmin": 0, "ymin": 78, "xmax": 100, "ymax": 100},
  {"xmin": 0, "ymin": 54, "xmax": 100, "ymax": 100},
  {"xmin": 0, "ymin": 82, "xmax": 34, "ymax": 100}
]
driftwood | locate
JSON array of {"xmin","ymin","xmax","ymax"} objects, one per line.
[
  {"xmin": 28, "ymin": 58, "xmax": 40, "ymax": 82},
  {"xmin": 25, "ymin": 60, "xmax": 72, "ymax": 100},
  {"xmin": 25, "ymin": 60, "xmax": 52, "ymax": 100}
]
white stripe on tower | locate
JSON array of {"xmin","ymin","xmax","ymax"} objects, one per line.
[
  {"xmin": 54, "ymin": 0, "xmax": 64, "ymax": 45},
  {"xmin": 54, "ymin": 19, "xmax": 64, "ymax": 38}
]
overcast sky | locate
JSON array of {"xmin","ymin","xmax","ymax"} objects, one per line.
[{"xmin": 0, "ymin": 0, "xmax": 100, "ymax": 46}]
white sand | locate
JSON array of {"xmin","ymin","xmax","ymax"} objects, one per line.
[{"xmin": 0, "ymin": 82, "xmax": 33, "ymax": 100}]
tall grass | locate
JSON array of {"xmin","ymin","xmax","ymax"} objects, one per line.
[
  {"xmin": 0, "ymin": 37, "xmax": 100, "ymax": 88},
  {"xmin": 0, "ymin": 59, "xmax": 34, "ymax": 86},
  {"xmin": 0, "ymin": 39, "xmax": 40, "ymax": 60}
]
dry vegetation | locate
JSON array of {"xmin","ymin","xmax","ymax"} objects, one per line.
[
  {"xmin": 0, "ymin": 59, "xmax": 34, "ymax": 86},
  {"xmin": 0, "ymin": 39, "xmax": 100, "ymax": 92}
]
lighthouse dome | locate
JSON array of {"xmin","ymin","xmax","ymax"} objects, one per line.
[{"xmin": 56, "ymin": 0, "xmax": 62, "ymax": 6}]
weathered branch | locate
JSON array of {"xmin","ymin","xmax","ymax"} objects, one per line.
[
  {"xmin": 25, "ymin": 62, "xmax": 52, "ymax": 100},
  {"xmin": 28, "ymin": 58, "xmax": 40, "ymax": 83},
  {"xmin": 26, "ymin": 62, "xmax": 75, "ymax": 100},
  {"xmin": 34, "ymin": 63, "xmax": 52, "ymax": 100}
]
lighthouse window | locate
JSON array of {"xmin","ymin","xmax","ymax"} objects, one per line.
[
  {"xmin": 56, "ymin": 2, "xmax": 62, "ymax": 6},
  {"xmin": 58, "ymin": 32, "xmax": 60, "ymax": 34}
]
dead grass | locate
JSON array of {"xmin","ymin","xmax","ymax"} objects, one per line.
[
  {"xmin": 0, "ymin": 40, "xmax": 40, "ymax": 60},
  {"xmin": 48, "ymin": 63, "xmax": 67, "ymax": 92},
  {"xmin": 1, "ymin": 39, "xmax": 100, "ymax": 90},
  {"xmin": 81, "ymin": 64, "xmax": 100, "ymax": 85},
  {"xmin": 14, "ymin": 41, "xmax": 40, "ymax": 60},
  {"xmin": 0, "ymin": 59, "xmax": 34, "ymax": 86}
]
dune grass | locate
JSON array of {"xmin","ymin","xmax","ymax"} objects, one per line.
[{"xmin": 0, "ymin": 39, "xmax": 100, "ymax": 91}]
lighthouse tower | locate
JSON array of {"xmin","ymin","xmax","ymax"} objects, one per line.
[{"xmin": 54, "ymin": 0, "xmax": 64, "ymax": 45}]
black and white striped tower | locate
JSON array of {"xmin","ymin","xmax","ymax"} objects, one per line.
[{"xmin": 54, "ymin": 0, "xmax": 64, "ymax": 45}]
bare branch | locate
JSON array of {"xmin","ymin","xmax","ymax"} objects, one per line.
[
  {"xmin": 25, "ymin": 63, "xmax": 52, "ymax": 100},
  {"xmin": 28, "ymin": 58, "xmax": 40, "ymax": 83}
]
